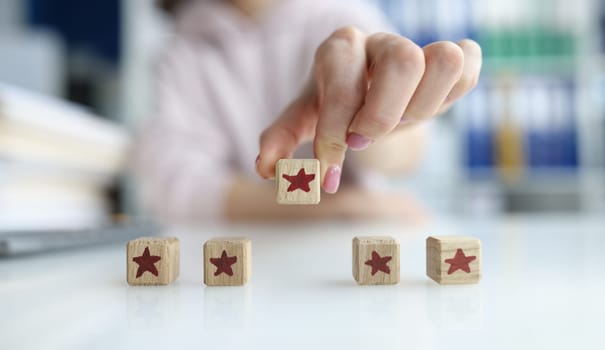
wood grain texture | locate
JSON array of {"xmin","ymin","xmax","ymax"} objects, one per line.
[
  {"xmin": 426, "ymin": 236, "xmax": 481, "ymax": 285},
  {"xmin": 275, "ymin": 159, "xmax": 320, "ymax": 205},
  {"xmin": 352, "ymin": 236, "xmax": 400, "ymax": 285},
  {"xmin": 127, "ymin": 237, "xmax": 179, "ymax": 286},
  {"xmin": 204, "ymin": 237, "xmax": 251, "ymax": 286}
]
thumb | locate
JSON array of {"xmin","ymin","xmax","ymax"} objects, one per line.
[{"xmin": 256, "ymin": 93, "xmax": 318, "ymax": 179}]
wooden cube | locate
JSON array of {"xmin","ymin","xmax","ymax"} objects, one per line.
[
  {"xmin": 127, "ymin": 237, "xmax": 179, "ymax": 286},
  {"xmin": 352, "ymin": 236, "xmax": 400, "ymax": 285},
  {"xmin": 426, "ymin": 236, "xmax": 481, "ymax": 285},
  {"xmin": 275, "ymin": 159, "xmax": 320, "ymax": 205},
  {"xmin": 204, "ymin": 237, "xmax": 251, "ymax": 286}
]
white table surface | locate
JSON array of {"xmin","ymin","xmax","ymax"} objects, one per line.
[{"xmin": 1, "ymin": 214, "xmax": 604, "ymax": 349}]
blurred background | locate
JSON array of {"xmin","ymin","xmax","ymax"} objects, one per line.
[{"xmin": 0, "ymin": 0, "xmax": 604, "ymax": 231}]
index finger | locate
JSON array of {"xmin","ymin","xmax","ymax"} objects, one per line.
[{"xmin": 313, "ymin": 26, "xmax": 368, "ymax": 193}]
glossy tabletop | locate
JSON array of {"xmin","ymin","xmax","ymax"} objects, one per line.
[{"xmin": 1, "ymin": 215, "xmax": 604, "ymax": 349}]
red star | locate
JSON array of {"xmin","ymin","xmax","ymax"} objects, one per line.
[
  {"xmin": 445, "ymin": 248, "xmax": 476, "ymax": 275},
  {"xmin": 210, "ymin": 250, "xmax": 237, "ymax": 276},
  {"xmin": 282, "ymin": 168, "xmax": 316, "ymax": 192},
  {"xmin": 133, "ymin": 247, "xmax": 161, "ymax": 278},
  {"xmin": 364, "ymin": 251, "xmax": 392, "ymax": 276}
]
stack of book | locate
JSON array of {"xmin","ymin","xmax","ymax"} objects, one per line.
[{"xmin": 0, "ymin": 83, "xmax": 130, "ymax": 230}]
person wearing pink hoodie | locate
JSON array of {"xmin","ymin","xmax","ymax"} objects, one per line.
[{"xmin": 135, "ymin": 0, "xmax": 481, "ymax": 222}]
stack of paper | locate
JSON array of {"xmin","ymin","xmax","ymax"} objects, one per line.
[{"xmin": 0, "ymin": 83, "xmax": 131, "ymax": 230}]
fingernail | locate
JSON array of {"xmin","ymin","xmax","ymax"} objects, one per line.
[
  {"xmin": 323, "ymin": 165, "xmax": 341, "ymax": 194},
  {"xmin": 346, "ymin": 133, "xmax": 372, "ymax": 151},
  {"xmin": 255, "ymin": 155, "xmax": 260, "ymax": 164}
]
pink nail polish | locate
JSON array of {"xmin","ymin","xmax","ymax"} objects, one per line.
[
  {"xmin": 323, "ymin": 165, "xmax": 341, "ymax": 194},
  {"xmin": 346, "ymin": 133, "xmax": 372, "ymax": 151}
]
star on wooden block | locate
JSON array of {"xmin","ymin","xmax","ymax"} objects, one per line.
[
  {"xmin": 275, "ymin": 159, "xmax": 320, "ymax": 205},
  {"xmin": 210, "ymin": 250, "xmax": 237, "ymax": 276},
  {"xmin": 426, "ymin": 236, "xmax": 481, "ymax": 284},
  {"xmin": 365, "ymin": 251, "xmax": 393, "ymax": 275},
  {"xmin": 127, "ymin": 237, "xmax": 180, "ymax": 286},
  {"xmin": 353, "ymin": 236, "xmax": 400, "ymax": 285},
  {"xmin": 204, "ymin": 237, "xmax": 251, "ymax": 286},
  {"xmin": 133, "ymin": 247, "xmax": 161, "ymax": 278}
]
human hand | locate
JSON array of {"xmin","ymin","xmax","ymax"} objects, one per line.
[{"xmin": 256, "ymin": 27, "xmax": 482, "ymax": 193}]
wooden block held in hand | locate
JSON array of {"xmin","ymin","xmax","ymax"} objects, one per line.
[
  {"xmin": 275, "ymin": 159, "xmax": 320, "ymax": 205},
  {"xmin": 352, "ymin": 236, "xmax": 400, "ymax": 285},
  {"xmin": 127, "ymin": 237, "xmax": 179, "ymax": 286},
  {"xmin": 204, "ymin": 237, "xmax": 251, "ymax": 286},
  {"xmin": 426, "ymin": 236, "xmax": 481, "ymax": 285}
]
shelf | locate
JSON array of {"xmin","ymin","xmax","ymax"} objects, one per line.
[{"xmin": 482, "ymin": 56, "xmax": 578, "ymax": 75}]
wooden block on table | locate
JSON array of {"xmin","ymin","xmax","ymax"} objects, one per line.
[
  {"xmin": 426, "ymin": 236, "xmax": 481, "ymax": 285},
  {"xmin": 352, "ymin": 236, "xmax": 400, "ymax": 285},
  {"xmin": 275, "ymin": 159, "xmax": 320, "ymax": 205},
  {"xmin": 127, "ymin": 237, "xmax": 179, "ymax": 286},
  {"xmin": 204, "ymin": 237, "xmax": 252, "ymax": 286}
]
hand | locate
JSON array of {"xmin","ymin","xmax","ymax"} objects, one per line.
[{"xmin": 256, "ymin": 27, "xmax": 482, "ymax": 193}]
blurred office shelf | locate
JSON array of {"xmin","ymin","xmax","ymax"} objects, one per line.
[
  {"xmin": 377, "ymin": 0, "xmax": 605, "ymax": 214},
  {"xmin": 478, "ymin": 30, "xmax": 577, "ymax": 59},
  {"xmin": 482, "ymin": 56, "xmax": 578, "ymax": 75},
  {"xmin": 461, "ymin": 166, "xmax": 605, "ymax": 212}
]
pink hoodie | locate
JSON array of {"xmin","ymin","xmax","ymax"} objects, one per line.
[{"xmin": 135, "ymin": 0, "xmax": 392, "ymax": 222}]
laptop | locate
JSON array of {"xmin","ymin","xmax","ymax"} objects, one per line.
[{"xmin": 0, "ymin": 224, "xmax": 160, "ymax": 257}]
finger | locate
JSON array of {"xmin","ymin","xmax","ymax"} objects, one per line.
[
  {"xmin": 401, "ymin": 41, "xmax": 464, "ymax": 124},
  {"xmin": 440, "ymin": 39, "xmax": 482, "ymax": 111},
  {"xmin": 347, "ymin": 33, "xmax": 425, "ymax": 148},
  {"xmin": 256, "ymin": 94, "xmax": 317, "ymax": 179},
  {"xmin": 313, "ymin": 26, "xmax": 367, "ymax": 193}
]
